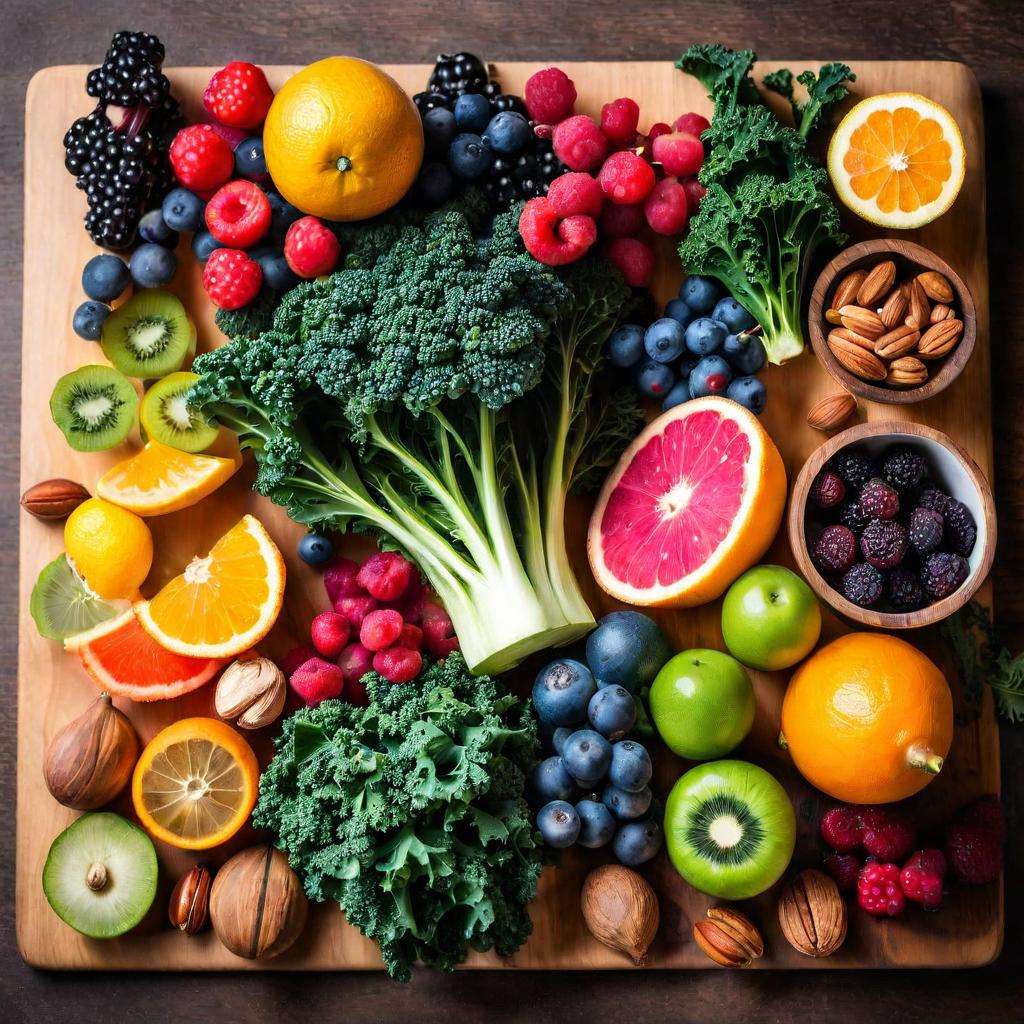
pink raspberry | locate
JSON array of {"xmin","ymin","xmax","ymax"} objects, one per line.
[
  {"xmin": 323, "ymin": 557, "xmax": 362, "ymax": 604},
  {"xmin": 857, "ymin": 862, "xmax": 906, "ymax": 917},
  {"xmin": 600, "ymin": 98, "xmax": 641, "ymax": 146},
  {"xmin": 673, "ymin": 112, "xmax": 711, "ymax": 138},
  {"xmin": 946, "ymin": 824, "xmax": 1003, "ymax": 885},
  {"xmin": 357, "ymin": 551, "xmax": 413, "ymax": 602},
  {"xmin": 899, "ymin": 862, "xmax": 943, "ymax": 910},
  {"xmin": 395, "ymin": 623, "xmax": 423, "ymax": 651},
  {"xmin": 310, "ymin": 610, "xmax": 351, "ymax": 658},
  {"xmin": 519, "ymin": 197, "xmax": 596, "ymax": 266},
  {"xmin": 823, "ymin": 851, "xmax": 861, "ymax": 892},
  {"xmin": 957, "ymin": 794, "xmax": 1006, "ymax": 844},
  {"xmin": 552, "ymin": 115, "xmax": 609, "ymax": 172},
  {"xmin": 289, "ymin": 656, "xmax": 344, "ymax": 707},
  {"xmin": 523, "ymin": 67, "xmax": 577, "ymax": 124},
  {"xmin": 652, "ymin": 131, "xmax": 704, "ymax": 177},
  {"xmin": 546, "ymin": 172, "xmax": 604, "ymax": 218},
  {"xmin": 169, "ymin": 124, "xmax": 234, "ymax": 191},
  {"xmin": 284, "ymin": 216, "xmax": 340, "ymax": 278},
  {"xmin": 421, "ymin": 602, "xmax": 459, "ymax": 658},
  {"xmin": 597, "ymin": 151, "xmax": 656, "ymax": 205},
  {"xmin": 819, "ymin": 805, "xmax": 863, "ymax": 852},
  {"xmin": 335, "ymin": 593, "xmax": 378, "ymax": 628},
  {"xmin": 599, "ymin": 202, "xmax": 645, "ymax": 238},
  {"xmin": 373, "ymin": 646, "xmax": 423, "ymax": 684},
  {"xmin": 604, "ymin": 237, "xmax": 654, "ymax": 288},
  {"xmin": 905, "ymin": 848, "xmax": 947, "ymax": 879},
  {"xmin": 644, "ymin": 178, "xmax": 690, "ymax": 236},
  {"xmin": 359, "ymin": 608, "xmax": 404, "ymax": 651},
  {"xmin": 202, "ymin": 249, "xmax": 262, "ymax": 310},
  {"xmin": 681, "ymin": 178, "xmax": 707, "ymax": 215},
  {"xmin": 279, "ymin": 644, "xmax": 316, "ymax": 676},
  {"xmin": 863, "ymin": 816, "xmax": 916, "ymax": 863}
]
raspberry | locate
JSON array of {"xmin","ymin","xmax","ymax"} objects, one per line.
[
  {"xmin": 395, "ymin": 623, "xmax": 423, "ymax": 650},
  {"xmin": 860, "ymin": 518, "xmax": 907, "ymax": 570},
  {"xmin": 838, "ymin": 500, "xmax": 870, "ymax": 535},
  {"xmin": 823, "ymin": 851, "xmax": 861, "ymax": 892},
  {"xmin": 862, "ymin": 816, "xmax": 916, "ymax": 862},
  {"xmin": 599, "ymin": 201, "xmax": 645, "ymax": 238},
  {"xmin": 899, "ymin": 862, "xmax": 943, "ymax": 910},
  {"xmin": 856, "ymin": 806, "xmax": 891, "ymax": 833},
  {"xmin": 681, "ymin": 178, "xmax": 707, "ymax": 215},
  {"xmin": 857, "ymin": 862, "xmax": 906, "ymax": 917},
  {"xmin": 289, "ymin": 656, "xmax": 344, "ymax": 707},
  {"xmin": 811, "ymin": 470, "xmax": 845, "ymax": 510},
  {"xmin": 946, "ymin": 823, "xmax": 1002, "ymax": 885},
  {"xmin": 598, "ymin": 151, "xmax": 656, "ymax": 205},
  {"xmin": 359, "ymin": 608, "xmax": 404, "ymax": 651},
  {"xmin": 819, "ymin": 804, "xmax": 862, "ymax": 852},
  {"xmin": 310, "ymin": 610, "xmax": 351, "ymax": 659},
  {"xmin": 887, "ymin": 569, "xmax": 926, "ymax": 611},
  {"xmin": 202, "ymin": 249, "xmax": 262, "ymax": 310},
  {"xmin": 943, "ymin": 499, "xmax": 977, "ymax": 556},
  {"xmin": 957, "ymin": 794, "xmax": 1006, "ymax": 844},
  {"xmin": 523, "ymin": 67, "xmax": 577, "ymax": 124},
  {"xmin": 813, "ymin": 524, "xmax": 857, "ymax": 574},
  {"xmin": 546, "ymin": 172, "xmax": 604, "ymax": 218},
  {"xmin": 373, "ymin": 646, "xmax": 423, "ymax": 684},
  {"xmin": 552, "ymin": 115, "xmax": 609, "ymax": 172},
  {"xmin": 859, "ymin": 477, "xmax": 899, "ymax": 520},
  {"xmin": 921, "ymin": 551, "xmax": 969, "ymax": 600},
  {"xmin": 284, "ymin": 216, "xmax": 341, "ymax": 278},
  {"xmin": 323, "ymin": 557, "xmax": 362, "ymax": 603},
  {"xmin": 335, "ymin": 593, "xmax": 378, "ymax": 628},
  {"xmin": 830, "ymin": 450, "xmax": 875, "ymax": 491},
  {"xmin": 390, "ymin": 573, "xmax": 425, "ymax": 624},
  {"xmin": 643, "ymin": 178, "xmax": 689, "ymax": 236},
  {"xmin": 600, "ymin": 98, "xmax": 641, "ymax": 146},
  {"xmin": 421, "ymin": 601, "xmax": 459, "ymax": 658},
  {"xmin": 204, "ymin": 180, "xmax": 271, "ymax": 248},
  {"xmin": 604, "ymin": 237, "xmax": 655, "ymax": 287},
  {"xmin": 652, "ymin": 132, "xmax": 704, "ymax": 177},
  {"xmin": 203, "ymin": 61, "xmax": 274, "ymax": 129},
  {"xmin": 357, "ymin": 551, "xmax": 413, "ymax": 602},
  {"xmin": 518, "ymin": 197, "xmax": 596, "ymax": 266},
  {"xmin": 908, "ymin": 506, "xmax": 944, "ymax": 555},
  {"xmin": 880, "ymin": 445, "xmax": 928, "ymax": 491},
  {"xmin": 906, "ymin": 848, "xmax": 947, "ymax": 878},
  {"xmin": 673, "ymin": 112, "xmax": 711, "ymax": 138},
  {"xmin": 841, "ymin": 562, "xmax": 884, "ymax": 607},
  {"xmin": 169, "ymin": 124, "xmax": 235, "ymax": 192},
  {"xmin": 280, "ymin": 644, "xmax": 315, "ymax": 676},
  {"xmin": 336, "ymin": 640, "xmax": 373, "ymax": 686}
]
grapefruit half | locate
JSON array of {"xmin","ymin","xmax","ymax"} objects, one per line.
[
  {"xmin": 587, "ymin": 397, "xmax": 786, "ymax": 608},
  {"xmin": 65, "ymin": 608, "xmax": 224, "ymax": 702}
]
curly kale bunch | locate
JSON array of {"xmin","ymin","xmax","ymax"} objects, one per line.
[{"xmin": 253, "ymin": 655, "xmax": 543, "ymax": 980}]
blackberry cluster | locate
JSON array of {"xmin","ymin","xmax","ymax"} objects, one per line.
[{"xmin": 86, "ymin": 31, "xmax": 170, "ymax": 107}]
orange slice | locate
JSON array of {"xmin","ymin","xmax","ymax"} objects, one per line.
[
  {"xmin": 135, "ymin": 514, "xmax": 285, "ymax": 659},
  {"xmin": 827, "ymin": 92, "xmax": 965, "ymax": 229},
  {"xmin": 132, "ymin": 717, "xmax": 259, "ymax": 850}
]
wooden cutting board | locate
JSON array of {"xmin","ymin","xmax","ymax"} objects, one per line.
[{"xmin": 17, "ymin": 60, "xmax": 1000, "ymax": 971}]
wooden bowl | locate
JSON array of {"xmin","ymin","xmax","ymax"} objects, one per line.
[
  {"xmin": 788, "ymin": 421, "xmax": 996, "ymax": 629},
  {"xmin": 808, "ymin": 239, "xmax": 976, "ymax": 404}
]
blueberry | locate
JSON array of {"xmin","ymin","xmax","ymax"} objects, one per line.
[
  {"xmin": 711, "ymin": 296, "xmax": 757, "ymax": 333},
  {"xmin": 679, "ymin": 275, "xmax": 721, "ymax": 314},
  {"xmin": 635, "ymin": 359, "xmax": 675, "ymax": 399},
  {"xmin": 602, "ymin": 784, "xmax": 652, "ymax": 821},
  {"xmin": 664, "ymin": 298, "xmax": 695, "ymax": 327},
  {"xmin": 587, "ymin": 686, "xmax": 636, "ymax": 740},
  {"xmin": 726, "ymin": 374, "xmax": 767, "ymax": 414},
  {"xmin": 532, "ymin": 658, "xmax": 596, "ymax": 726},
  {"xmin": 81, "ymin": 254, "xmax": 130, "ymax": 302},
  {"xmin": 416, "ymin": 162, "xmax": 455, "ymax": 206},
  {"xmin": 129, "ymin": 243, "xmax": 177, "ymax": 288},
  {"xmin": 483, "ymin": 111, "xmax": 532, "ymax": 154},
  {"xmin": 552, "ymin": 726, "xmax": 572, "ymax": 755},
  {"xmin": 585, "ymin": 611, "xmax": 671, "ymax": 692},
  {"xmin": 72, "ymin": 300, "xmax": 110, "ymax": 341},
  {"xmin": 449, "ymin": 133, "xmax": 493, "ymax": 179},
  {"xmin": 662, "ymin": 380, "xmax": 691, "ymax": 411},
  {"xmin": 298, "ymin": 533, "xmax": 334, "ymax": 566},
  {"xmin": 191, "ymin": 230, "xmax": 222, "ymax": 262},
  {"xmin": 722, "ymin": 331, "xmax": 766, "ymax": 374},
  {"xmin": 684, "ymin": 316, "xmax": 727, "ymax": 356},
  {"xmin": 258, "ymin": 252, "xmax": 299, "ymax": 292},
  {"xmin": 422, "ymin": 106, "xmax": 457, "ymax": 155},
  {"xmin": 138, "ymin": 209, "xmax": 179, "ymax": 248},
  {"xmin": 644, "ymin": 318, "xmax": 686, "ymax": 364},
  {"xmin": 234, "ymin": 136, "xmax": 267, "ymax": 178},
  {"xmin": 575, "ymin": 799, "xmax": 616, "ymax": 848},
  {"xmin": 609, "ymin": 740, "xmax": 652, "ymax": 793},
  {"xmin": 267, "ymin": 192, "xmax": 303, "ymax": 243},
  {"xmin": 453, "ymin": 92, "xmax": 492, "ymax": 133},
  {"xmin": 529, "ymin": 756, "xmax": 576, "ymax": 805},
  {"xmin": 561, "ymin": 729, "xmax": 612, "ymax": 785},
  {"xmin": 613, "ymin": 819, "xmax": 663, "ymax": 866},
  {"xmin": 537, "ymin": 800, "xmax": 580, "ymax": 848},
  {"xmin": 607, "ymin": 324, "xmax": 645, "ymax": 368},
  {"xmin": 162, "ymin": 188, "xmax": 205, "ymax": 233},
  {"xmin": 688, "ymin": 354, "xmax": 733, "ymax": 398}
]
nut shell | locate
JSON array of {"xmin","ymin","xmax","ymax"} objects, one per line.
[
  {"xmin": 215, "ymin": 654, "xmax": 286, "ymax": 730},
  {"xmin": 169, "ymin": 864, "xmax": 212, "ymax": 935},
  {"xmin": 777, "ymin": 869, "xmax": 847, "ymax": 958},
  {"xmin": 581, "ymin": 864, "xmax": 659, "ymax": 965},
  {"xmin": 21, "ymin": 479, "xmax": 89, "ymax": 521},
  {"xmin": 692, "ymin": 906, "xmax": 764, "ymax": 968}
]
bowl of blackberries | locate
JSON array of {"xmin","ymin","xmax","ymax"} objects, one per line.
[{"xmin": 789, "ymin": 421, "xmax": 995, "ymax": 628}]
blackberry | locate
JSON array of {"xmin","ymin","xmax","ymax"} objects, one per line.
[
  {"xmin": 859, "ymin": 477, "xmax": 900, "ymax": 520},
  {"xmin": 483, "ymin": 141, "xmax": 565, "ymax": 205},
  {"xmin": 830, "ymin": 450, "xmax": 875, "ymax": 492},
  {"xmin": 841, "ymin": 562, "xmax": 884, "ymax": 607},
  {"xmin": 943, "ymin": 499, "xmax": 977, "ymax": 556},
  {"xmin": 810, "ymin": 470, "xmax": 845, "ymax": 509},
  {"xmin": 838, "ymin": 500, "xmax": 870, "ymax": 534},
  {"xmin": 86, "ymin": 30, "xmax": 170, "ymax": 108},
  {"xmin": 428, "ymin": 51, "xmax": 490, "ymax": 100},
  {"xmin": 917, "ymin": 487, "xmax": 951, "ymax": 514},
  {"xmin": 881, "ymin": 445, "xmax": 928, "ymax": 492},
  {"xmin": 921, "ymin": 552, "xmax": 969, "ymax": 600},
  {"xmin": 908, "ymin": 506, "xmax": 944, "ymax": 555},
  {"xmin": 887, "ymin": 569, "xmax": 926, "ymax": 612},
  {"xmin": 860, "ymin": 518, "xmax": 907, "ymax": 569},
  {"xmin": 813, "ymin": 525, "xmax": 857, "ymax": 574}
]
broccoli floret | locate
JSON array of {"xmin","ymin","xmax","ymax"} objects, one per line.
[{"xmin": 213, "ymin": 286, "xmax": 283, "ymax": 343}]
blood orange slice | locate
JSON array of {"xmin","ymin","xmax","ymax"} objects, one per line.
[
  {"xmin": 587, "ymin": 397, "xmax": 786, "ymax": 607},
  {"xmin": 65, "ymin": 608, "xmax": 224, "ymax": 702}
]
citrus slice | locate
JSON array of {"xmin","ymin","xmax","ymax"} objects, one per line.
[
  {"xmin": 65, "ymin": 608, "xmax": 224, "ymax": 702},
  {"xmin": 135, "ymin": 514, "xmax": 285, "ymax": 659},
  {"xmin": 587, "ymin": 397, "xmax": 786, "ymax": 608},
  {"xmin": 30, "ymin": 554, "xmax": 127, "ymax": 641},
  {"xmin": 131, "ymin": 717, "xmax": 259, "ymax": 850},
  {"xmin": 95, "ymin": 440, "xmax": 240, "ymax": 517},
  {"xmin": 827, "ymin": 92, "xmax": 965, "ymax": 229}
]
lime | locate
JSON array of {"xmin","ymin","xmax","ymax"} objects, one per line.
[{"xmin": 30, "ymin": 554, "xmax": 126, "ymax": 641}]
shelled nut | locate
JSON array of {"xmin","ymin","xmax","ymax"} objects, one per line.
[
  {"xmin": 807, "ymin": 392, "xmax": 857, "ymax": 432},
  {"xmin": 777, "ymin": 869, "xmax": 847, "ymax": 958},
  {"xmin": 692, "ymin": 907, "xmax": 764, "ymax": 968},
  {"xmin": 169, "ymin": 864, "xmax": 212, "ymax": 936}
]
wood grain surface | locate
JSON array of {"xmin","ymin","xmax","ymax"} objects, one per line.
[{"xmin": 2, "ymin": 2, "xmax": 1022, "ymax": 1021}]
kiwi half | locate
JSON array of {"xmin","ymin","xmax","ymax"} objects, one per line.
[
  {"xmin": 140, "ymin": 371, "xmax": 218, "ymax": 453},
  {"xmin": 30, "ymin": 554, "xmax": 125, "ymax": 641},
  {"xmin": 100, "ymin": 289, "xmax": 192, "ymax": 378},
  {"xmin": 50, "ymin": 364, "xmax": 138, "ymax": 452}
]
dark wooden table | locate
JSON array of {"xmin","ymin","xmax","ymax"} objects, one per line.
[{"xmin": 2, "ymin": 1, "xmax": 1021, "ymax": 1018}]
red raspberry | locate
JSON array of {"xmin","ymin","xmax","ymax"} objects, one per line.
[
  {"xmin": 519, "ymin": 197, "xmax": 596, "ymax": 266},
  {"xmin": 285, "ymin": 216, "xmax": 340, "ymax": 278},
  {"xmin": 597, "ymin": 151, "xmax": 656, "ymax": 205},
  {"xmin": 604, "ymin": 237, "xmax": 655, "ymax": 288},
  {"xmin": 373, "ymin": 646, "xmax": 423, "ymax": 684},
  {"xmin": 359, "ymin": 608, "xmax": 404, "ymax": 652},
  {"xmin": 599, "ymin": 202, "xmax": 645, "ymax": 238},
  {"xmin": 170, "ymin": 124, "xmax": 235, "ymax": 192},
  {"xmin": 946, "ymin": 823, "xmax": 1003, "ymax": 885},
  {"xmin": 523, "ymin": 67, "xmax": 577, "ymax": 124},
  {"xmin": 205, "ymin": 180, "xmax": 271, "ymax": 248},
  {"xmin": 819, "ymin": 805, "xmax": 863, "ymax": 852},
  {"xmin": 357, "ymin": 552, "xmax": 413, "ymax": 602},
  {"xmin": 289, "ymin": 656, "xmax": 344, "ymax": 707},
  {"xmin": 681, "ymin": 178, "xmax": 707, "ymax": 215},
  {"xmin": 280, "ymin": 644, "xmax": 315, "ymax": 676},
  {"xmin": 857, "ymin": 806, "xmax": 890, "ymax": 832},
  {"xmin": 547, "ymin": 172, "xmax": 604, "ymax": 218},
  {"xmin": 863, "ymin": 814, "xmax": 916, "ymax": 863},
  {"xmin": 823, "ymin": 851, "xmax": 861, "ymax": 892},
  {"xmin": 336, "ymin": 593, "xmax": 378, "ymax": 628},
  {"xmin": 644, "ymin": 178, "xmax": 689, "ymax": 236},
  {"xmin": 905, "ymin": 848, "xmax": 947, "ymax": 878},
  {"xmin": 421, "ymin": 602, "xmax": 459, "ymax": 658},
  {"xmin": 552, "ymin": 115, "xmax": 609, "ymax": 172},
  {"xmin": 202, "ymin": 249, "xmax": 262, "ymax": 310},
  {"xmin": 652, "ymin": 131, "xmax": 704, "ymax": 177},
  {"xmin": 600, "ymin": 98, "xmax": 641, "ymax": 146},
  {"xmin": 310, "ymin": 610, "xmax": 351, "ymax": 659},
  {"xmin": 857, "ymin": 862, "xmax": 906, "ymax": 917},
  {"xmin": 203, "ymin": 61, "xmax": 274, "ymax": 129},
  {"xmin": 899, "ymin": 862, "xmax": 943, "ymax": 910},
  {"xmin": 336, "ymin": 641, "xmax": 373, "ymax": 684},
  {"xmin": 957, "ymin": 794, "xmax": 1006, "ymax": 844},
  {"xmin": 395, "ymin": 623, "xmax": 423, "ymax": 651},
  {"xmin": 673, "ymin": 112, "xmax": 711, "ymax": 138},
  {"xmin": 323, "ymin": 557, "xmax": 362, "ymax": 604}
]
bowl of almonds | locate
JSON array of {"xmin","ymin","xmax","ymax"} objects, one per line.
[{"xmin": 808, "ymin": 239, "xmax": 975, "ymax": 403}]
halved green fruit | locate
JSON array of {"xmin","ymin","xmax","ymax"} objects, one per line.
[
  {"xmin": 100, "ymin": 289, "xmax": 192, "ymax": 379},
  {"xmin": 49, "ymin": 364, "xmax": 138, "ymax": 452},
  {"xmin": 42, "ymin": 812, "xmax": 157, "ymax": 939},
  {"xmin": 140, "ymin": 371, "xmax": 219, "ymax": 453},
  {"xmin": 30, "ymin": 554, "xmax": 126, "ymax": 641}
]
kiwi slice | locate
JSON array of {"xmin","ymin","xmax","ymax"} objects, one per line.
[
  {"xmin": 50, "ymin": 364, "xmax": 138, "ymax": 452},
  {"xmin": 100, "ymin": 289, "xmax": 191, "ymax": 378},
  {"xmin": 140, "ymin": 371, "xmax": 219, "ymax": 452},
  {"xmin": 30, "ymin": 554, "xmax": 125, "ymax": 641},
  {"xmin": 42, "ymin": 812, "xmax": 158, "ymax": 939}
]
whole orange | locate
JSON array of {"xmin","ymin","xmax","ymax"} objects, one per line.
[
  {"xmin": 780, "ymin": 632, "xmax": 953, "ymax": 804},
  {"xmin": 263, "ymin": 57, "xmax": 423, "ymax": 221}
]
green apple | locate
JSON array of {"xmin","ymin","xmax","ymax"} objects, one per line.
[
  {"xmin": 649, "ymin": 649, "xmax": 754, "ymax": 760},
  {"xmin": 721, "ymin": 565, "xmax": 821, "ymax": 671}
]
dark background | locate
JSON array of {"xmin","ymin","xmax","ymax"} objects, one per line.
[{"xmin": 2, "ymin": 1, "xmax": 1021, "ymax": 1020}]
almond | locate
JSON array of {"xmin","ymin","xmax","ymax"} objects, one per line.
[
  {"xmin": 878, "ymin": 287, "xmax": 909, "ymax": 329},
  {"xmin": 21, "ymin": 479, "xmax": 90, "ymax": 520},
  {"xmin": 929, "ymin": 303, "xmax": 954, "ymax": 324},
  {"xmin": 828, "ymin": 327, "xmax": 874, "ymax": 351},
  {"xmin": 831, "ymin": 270, "xmax": 866, "ymax": 311},
  {"xmin": 856, "ymin": 260, "xmax": 897, "ymax": 307},
  {"xmin": 887, "ymin": 356, "xmax": 928, "ymax": 387},
  {"xmin": 874, "ymin": 325, "xmax": 920, "ymax": 360},
  {"xmin": 829, "ymin": 335, "xmax": 887, "ymax": 381},
  {"xmin": 918, "ymin": 318, "xmax": 963, "ymax": 359},
  {"xmin": 807, "ymin": 392, "xmax": 857, "ymax": 432},
  {"xmin": 905, "ymin": 279, "xmax": 931, "ymax": 330},
  {"xmin": 916, "ymin": 270, "xmax": 954, "ymax": 304},
  {"xmin": 824, "ymin": 308, "xmax": 842, "ymax": 325},
  {"xmin": 838, "ymin": 305, "xmax": 885, "ymax": 340}
]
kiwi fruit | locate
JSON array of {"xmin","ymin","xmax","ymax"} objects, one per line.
[
  {"xmin": 100, "ymin": 289, "xmax": 192, "ymax": 378},
  {"xmin": 30, "ymin": 554, "xmax": 124, "ymax": 641},
  {"xmin": 50, "ymin": 364, "xmax": 138, "ymax": 452},
  {"xmin": 140, "ymin": 371, "xmax": 219, "ymax": 452}
]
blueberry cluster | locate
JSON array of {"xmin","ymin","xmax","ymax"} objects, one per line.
[{"xmin": 807, "ymin": 444, "xmax": 977, "ymax": 611}]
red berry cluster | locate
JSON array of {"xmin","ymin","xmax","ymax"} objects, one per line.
[{"xmin": 517, "ymin": 66, "xmax": 708, "ymax": 283}]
